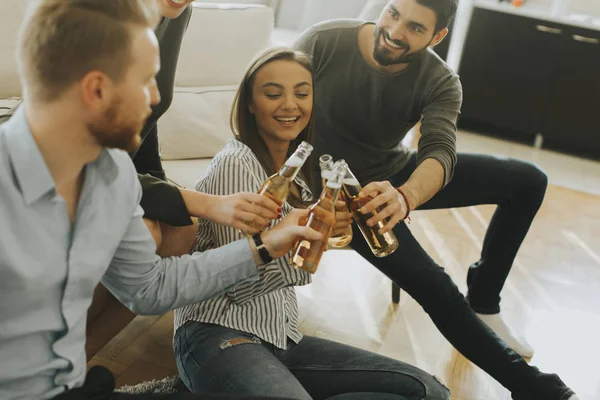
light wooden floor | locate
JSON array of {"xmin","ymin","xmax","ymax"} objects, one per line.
[{"xmin": 89, "ymin": 184, "xmax": 600, "ymax": 399}]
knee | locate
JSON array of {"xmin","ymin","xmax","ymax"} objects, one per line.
[
  {"xmin": 404, "ymin": 370, "xmax": 451, "ymax": 400},
  {"xmin": 523, "ymin": 162, "xmax": 548, "ymax": 192},
  {"xmin": 143, "ymin": 218, "xmax": 163, "ymax": 251},
  {"xmin": 411, "ymin": 372, "xmax": 451, "ymax": 400},
  {"xmin": 183, "ymin": 218, "xmax": 199, "ymax": 252},
  {"xmin": 514, "ymin": 160, "xmax": 548, "ymax": 205},
  {"xmin": 430, "ymin": 375, "xmax": 452, "ymax": 400},
  {"xmin": 157, "ymin": 219, "xmax": 198, "ymax": 258}
]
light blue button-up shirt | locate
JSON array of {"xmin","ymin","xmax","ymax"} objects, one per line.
[{"xmin": 0, "ymin": 107, "xmax": 259, "ymax": 400}]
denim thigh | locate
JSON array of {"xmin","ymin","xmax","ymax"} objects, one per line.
[{"xmin": 174, "ymin": 322, "xmax": 312, "ymax": 399}]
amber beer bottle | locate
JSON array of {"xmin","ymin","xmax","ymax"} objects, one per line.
[
  {"xmin": 343, "ymin": 167, "xmax": 399, "ymax": 257},
  {"xmin": 319, "ymin": 155, "xmax": 353, "ymax": 248},
  {"xmin": 293, "ymin": 161, "xmax": 347, "ymax": 273},
  {"xmin": 249, "ymin": 142, "xmax": 313, "ymax": 231}
]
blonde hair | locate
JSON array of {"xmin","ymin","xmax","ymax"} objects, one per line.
[{"xmin": 17, "ymin": 0, "xmax": 161, "ymax": 103}]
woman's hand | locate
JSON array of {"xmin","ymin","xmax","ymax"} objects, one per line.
[{"xmin": 206, "ymin": 193, "xmax": 281, "ymax": 235}]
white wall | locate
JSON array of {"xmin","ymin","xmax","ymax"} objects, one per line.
[
  {"xmin": 567, "ymin": 0, "xmax": 600, "ymax": 16},
  {"xmin": 446, "ymin": 0, "xmax": 474, "ymax": 72}
]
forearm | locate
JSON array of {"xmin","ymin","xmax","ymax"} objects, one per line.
[
  {"xmin": 398, "ymin": 158, "xmax": 445, "ymax": 210},
  {"xmin": 179, "ymin": 188, "xmax": 216, "ymax": 219},
  {"xmin": 105, "ymin": 238, "xmax": 262, "ymax": 315}
]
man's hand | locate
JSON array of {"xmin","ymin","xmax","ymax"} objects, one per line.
[
  {"xmin": 260, "ymin": 209, "xmax": 323, "ymax": 258},
  {"xmin": 331, "ymin": 199, "xmax": 352, "ymax": 236},
  {"xmin": 207, "ymin": 193, "xmax": 280, "ymax": 235},
  {"xmin": 358, "ymin": 181, "xmax": 409, "ymax": 234}
]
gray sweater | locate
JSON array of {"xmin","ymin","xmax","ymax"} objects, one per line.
[{"xmin": 295, "ymin": 20, "xmax": 462, "ymax": 186}]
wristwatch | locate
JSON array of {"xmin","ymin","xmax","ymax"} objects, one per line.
[{"xmin": 252, "ymin": 233, "xmax": 273, "ymax": 264}]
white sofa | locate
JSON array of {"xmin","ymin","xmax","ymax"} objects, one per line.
[
  {"xmin": 161, "ymin": 0, "xmax": 385, "ymax": 187},
  {"xmin": 0, "ymin": 0, "xmax": 385, "ymax": 189},
  {"xmin": 0, "ymin": 1, "xmax": 28, "ymax": 99},
  {"xmin": 160, "ymin": 2, "xmax": 275, "ymax": 188},
  {"xmin": 0, "ymin": 1, "xmax": 275, "ymax": 189}
]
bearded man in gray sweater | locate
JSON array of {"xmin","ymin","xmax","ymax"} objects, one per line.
[{"xmin": 295, "ymin": 1, "xmax": 578, "ymax": 399}]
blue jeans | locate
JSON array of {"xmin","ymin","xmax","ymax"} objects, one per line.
[{"xmin": 174, "ymin": 322, "xmax": 450, "ymax": 400}]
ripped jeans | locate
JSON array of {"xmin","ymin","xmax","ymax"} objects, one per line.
[{"xmin": 174, "ymin": 322, "xmax": 450, "ymax": 400}]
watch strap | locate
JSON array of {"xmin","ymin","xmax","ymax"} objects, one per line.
[{"xmin": 252, "ymin": 233, "xmax": 273, "ymax": 264}]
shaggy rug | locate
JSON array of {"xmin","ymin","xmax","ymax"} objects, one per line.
[{"xmin": 116, "ymin": 375, "xmax": 183, "ymax": 394}]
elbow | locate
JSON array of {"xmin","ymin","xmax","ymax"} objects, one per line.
[
  {"xmin": 127, "ymin": 300, "xmax": 169, "ymax": 316},
  {"xmin": 127, "ymin": 302, "xmax": 152, "ymax": 316},
  {"xmin": 440, "ymin": 150, "xmax": 457, "ymax": 185},
  {"xmin": 125, "ymin": 285, "xmax": 172, "ymax": 316},
  {"xmin": 417, "ymin": 142, "xmax": 456, "ymax": 186}
]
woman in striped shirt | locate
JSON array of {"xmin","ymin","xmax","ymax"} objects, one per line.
[{"xmin": 173, "ymin": 47, "xmax": 449, "ymax": 400}]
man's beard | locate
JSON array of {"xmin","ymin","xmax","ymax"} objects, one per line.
[
  {"xmin": 88, "ymin": 98, "xmax": 147, "ymax": 152},
  {"xmin": 373, "ymin": 27, "xmax": 431, "ymax": 67}
]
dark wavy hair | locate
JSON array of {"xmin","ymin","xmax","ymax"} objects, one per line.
[{"xmin": 415, "ymin": 0, "xmax": 458, "ymax": 32}]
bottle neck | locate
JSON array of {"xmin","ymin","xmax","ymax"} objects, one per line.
[
  {"xmin": 279, "ymin": 152, "xmax": 308, "ymax": 181},
  {"xmin": 318, "ymin": 183, "xmax": 342, "ymax": 210},
  {"xmin": 279, "ymin": 163, "xmax": 302, "ymax": 181},
  {"xmin": 320, "ymin": 169, "xmax": 332, "ymax": 188}
]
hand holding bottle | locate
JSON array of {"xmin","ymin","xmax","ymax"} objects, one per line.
[
  {"xmin": 249, "ymin": 141, "xmax": 313, "ymax": 232},
  {"xmin": 208, "ymin": 192, "xmax": 281, "ymax": 235},
  {"xmin": 343, "ymin": 168, "xmax": 399, "ymax": 258},
  {"xmin": 260, "ymin": 209, "xmax": 323, "ymax": 259},
  {"xmin": 358, "ymin": 181, "xmax": 410, "ymax": 234}
]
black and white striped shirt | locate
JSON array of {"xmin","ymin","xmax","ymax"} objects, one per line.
[{"xmin": 174, "ymin": 139, "xmax": 313, "ymax": 349}]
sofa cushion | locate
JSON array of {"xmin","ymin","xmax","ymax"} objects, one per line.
[
  {"xmin": 158, "ymin": 86, "xmax": 237, "ymax": 161},
  {"xmin": 175, "ymin": 3, "xmax": 274, "ymax": 88},
  {"xmin": 163, "ymin": 158, "xmax": 213, "ymax": 190},
  {"xmin": 0, "ymin": 0, "xmax": 28, "ymax": 98}
]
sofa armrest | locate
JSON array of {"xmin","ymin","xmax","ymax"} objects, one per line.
[{"xmin": 0, "ymin": 1, "xmax": 28, "ymax": 98}]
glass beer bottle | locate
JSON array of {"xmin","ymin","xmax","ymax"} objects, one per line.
[
  {"xmin": 249, "ymin": 141, "xmax": 313, "ymax": 232},
  {"xmin": 343, "ymin": 166, "xmax": 399, "ymax": 257},
  {"xmin": 319, "ymin": 155, "xmax": 353, "ymax": 248},
  {"xmin": 293, "ymin": 161, "xmax": 347, "ymax": 273}
]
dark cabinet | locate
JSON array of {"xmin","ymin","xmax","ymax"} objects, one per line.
[
  {"xmin": 542, "ymin": 26, "xmax": 600, "ymax": 159},
  {"xmin": 459, "ymin": 8, "xmax": 562, "ymax": 137},
  {"xmin": 458, "ymin": 7, "xmax": 600, "ymax": 159}
]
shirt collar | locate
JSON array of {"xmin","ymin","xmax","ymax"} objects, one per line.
[{"xmin": 3, "ymin": 106, "xmax": 119, "ymax": 205}]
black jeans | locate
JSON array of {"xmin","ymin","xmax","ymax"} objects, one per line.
[
  {"xmin": 131, "ymin": 6, "xmax": 193, "ymax": 180},
  {"xmin": 53, "ymin": 366, "xmax": 293, "ymax": 400},
  {"xmin": 350, "ymin": 152, "xmax": 574, "ymax": 400}
]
